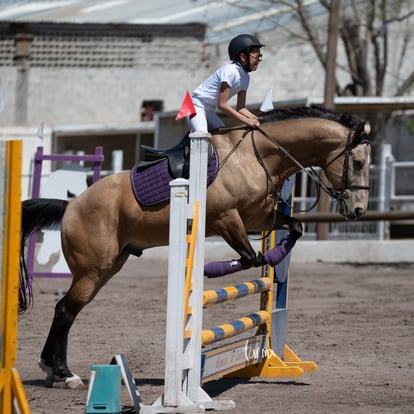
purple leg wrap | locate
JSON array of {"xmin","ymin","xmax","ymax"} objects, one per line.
[
  {"xmin": 204, "ymin": 234, "xmax": 297, "ymax": 278},
  {"xmin": 204, "ymin": 260, "xmax": 243, "ymax": 278},
  {"xmin": 264, "ymin": 235, "xmax": 296, "ymax": 266}
]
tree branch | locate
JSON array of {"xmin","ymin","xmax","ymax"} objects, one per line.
[
  {"xmin": 294, "ymin": 0, "xmax": 326, "ymax": 67},
  {"xmin": 340, "ymin": 7, "xmax": 372, "ymax": 96},
  {"xmin": 370, "ymin": 0, "xmax": 388, "ymax": 96},
  {"xmin": 396, "ymin": 68, "xmax": 414, "ymax": 95},
  {"xmin": 384, "ymin": 8, "xmax": 414, "ymax": 23}
]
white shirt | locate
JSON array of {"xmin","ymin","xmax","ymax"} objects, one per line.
[{"xmin": 192, "ymin": 62, "xmax": 250, "ymax": 111}]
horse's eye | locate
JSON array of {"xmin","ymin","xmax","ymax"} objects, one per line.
[{"xmin": 353, "ymin": 159, "xmax": 363, "ymax": 170}]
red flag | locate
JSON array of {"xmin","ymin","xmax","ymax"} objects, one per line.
[{"xmin": 176, "ymin": 90, "xmax": 196, "ymax": 120}]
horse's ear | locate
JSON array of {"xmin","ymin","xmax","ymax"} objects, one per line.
[
  {"xmin": 350, "ymin": 122, "xmax": 371, "ymax": 147},
  {"xmin": 361, "ymin": 122, "xmax": 371, "ymax": 139}
]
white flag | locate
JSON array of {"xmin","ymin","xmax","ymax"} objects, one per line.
[
  {"xmin": 37, "ymin": 122, "xmax": 44, "ymax": 140},
  {"xmin": 260, "ymin": 87, "xmax": 274, "ymax": 112}
]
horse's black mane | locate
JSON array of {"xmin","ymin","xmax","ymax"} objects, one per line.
[{"xmin": 260, "ymin": 104, "xmax": 358, "ymax": 129}]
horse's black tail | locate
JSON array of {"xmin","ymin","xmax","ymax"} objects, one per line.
[{"xmin": 19, "ymin": 198, "xmax": 69, "ymax": 313}]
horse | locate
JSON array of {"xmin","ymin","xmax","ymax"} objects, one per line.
[{"xmin": 19, "ymin": 105, "xmax": 371, "ymax": 389}]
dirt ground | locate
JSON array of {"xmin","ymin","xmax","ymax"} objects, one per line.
[{"xmin": 16, "ymin": 250, "xmax": 414, "ymax": 414}]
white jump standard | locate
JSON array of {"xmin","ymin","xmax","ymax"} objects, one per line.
[{"xmin": 139, "ymin": 131, "xmax": 317, "ymax": 413}]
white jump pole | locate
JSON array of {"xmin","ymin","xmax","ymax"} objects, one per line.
[
  {"xmin": 184, "ymin": 131, "xmax": 234, "ymax": 411},
  {"xmin": 183, "ymin": 131, "xmax": 210, "ymax": 404},
  {"xmin": 143, "ymin": 132, "xmax": 211, "ymax": 413}
]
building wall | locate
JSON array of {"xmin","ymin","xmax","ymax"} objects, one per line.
[
  {"xmin": 0, "ymin": 19, "xmax": 412, "ymax": 194},
  {"xmin": 1, "ymin": 19, "xmax": 412, "ymax": 128},
  {"xmin": 0, "ymin": 22, "xmax": 207, "ymax": 126},
  {"xmin": 0, "ymin": 20, "xmax": 357, "ymax": 129},
  {"xmin": 0, "ymin": 125, "xmax": 52, "ymax": 198}
]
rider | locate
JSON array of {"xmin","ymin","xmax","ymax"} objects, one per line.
[{"xmin": 190, "ymin": 33, "xmax": 265, "ymax": 133}]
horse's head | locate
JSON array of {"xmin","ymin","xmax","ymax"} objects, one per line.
[{"xmin": 324, "ymin": 122, "xmax": 371, "ymax": 220}]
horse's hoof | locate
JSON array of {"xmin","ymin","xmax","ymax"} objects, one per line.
[
  {"xmin": 64, "ymin": 374, "xmax": 85, "ymax": 389},
  {"xmin": 38, "ymin": 359, "xmax": 85, "ymax": 389},
  {"xmin": 39, "ymin": 359, "xmax": 55, "ymax": 388}
]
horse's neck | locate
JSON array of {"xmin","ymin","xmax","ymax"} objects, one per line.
[
  {"xmin": 261, "ymin": 118, "xmax": 348, "ymax": 168},
  {"xmin": 211, "ymin": 119, "xmax": 348, "ymax": 185}
]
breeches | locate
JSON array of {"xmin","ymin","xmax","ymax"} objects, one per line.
[{"xmin": 190, "ymin": 105, "xmax": 224, "ymax": 133}]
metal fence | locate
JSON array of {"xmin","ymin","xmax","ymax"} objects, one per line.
[{"xmin": 294, "ymin": 144, "xmax": 414, "ymax": 240}]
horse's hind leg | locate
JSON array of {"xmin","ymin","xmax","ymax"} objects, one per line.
[
  {"xmin": 40, "ymin": 251, "xmax": 129, "ymax": 389},
  {"xmin": 39, "ymin": 276, "xmax": 100, "ymax": 388}
]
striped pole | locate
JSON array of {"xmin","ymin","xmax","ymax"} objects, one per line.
[
  {"xmin": 202, "ymin": 311, "xmax": 269, "ymax": 346},
  {"xmin": 203, "ymin": 278, "xmax": 272, "ymax": 307}
]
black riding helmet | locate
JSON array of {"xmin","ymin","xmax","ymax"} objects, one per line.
[{"xmin": 228, "ymin": 34, "xmax": 265, "ymax": 72}]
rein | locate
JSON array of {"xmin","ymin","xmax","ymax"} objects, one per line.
[
  {"xmin": 217, "ymin": 128, "xmax": 251, "ymax": 170},
  {"xmin": 255, "ymin": 125, "xmax": 370, "ymax": 206},
  {"xmin": 255, "ymin": 126, "xmax": 339, "ymax": 205},
  {"xmin": 216, "ymin": 124, "xmax": 369, "ymax": 213}
]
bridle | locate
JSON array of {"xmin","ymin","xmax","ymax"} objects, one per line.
[
  {"xmin": 217, "ymin": 125, "xmax": 370, "ymax": 211},
  {"xmin": 261, "ymin": 126, "xmax": 372, "ymax": 212},
  {"xmin": 322, "ymin": 133, "xmax": 371, "ymax": 203}
]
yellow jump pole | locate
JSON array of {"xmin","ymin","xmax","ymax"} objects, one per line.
[{"xmin": 0, "ymin": 140, "xmax": 30, "ymax": 413}]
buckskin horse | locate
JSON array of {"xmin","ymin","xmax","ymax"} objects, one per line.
[{"xmin": 19, "ymin": 105, "xmax": 371, "ymax": 388}]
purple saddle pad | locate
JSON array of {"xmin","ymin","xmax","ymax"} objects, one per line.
[{"xmin": 130, "ymin": 149, "xmax": 219, "ymax": 206}]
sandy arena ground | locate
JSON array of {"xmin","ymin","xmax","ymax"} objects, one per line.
[{"xmin": 16, "ymin": 251, "xmax": 414, "ymax": 414}]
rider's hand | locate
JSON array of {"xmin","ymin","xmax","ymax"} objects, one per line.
[{"xmin": 245, "ymin": 118, "xmax": 260, "ymax": 129}]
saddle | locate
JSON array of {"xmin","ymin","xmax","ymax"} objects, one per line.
[
  {"xmin": 138, "ymin": 134, "xmax": 191, "ymax": 179},
  {"xmin": 131, "ymin": 134, "xmax": 219, "ymax": 206}
]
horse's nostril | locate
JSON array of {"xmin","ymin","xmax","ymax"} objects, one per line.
[{"xmin": 355, "ymin": 208, "xmax": 363, "ymax": 218}]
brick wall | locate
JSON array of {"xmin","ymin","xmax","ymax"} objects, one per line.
[{"xmin": 0, "ymin": 22, "xmax": 208, "ymax": 126}]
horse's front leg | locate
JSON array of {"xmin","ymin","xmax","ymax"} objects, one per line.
[
  {"xmin": 271, "ymin": 211, "xmax": 303, "ymax": 239},
  {"xmin": 209, "ymin": 209, "xmax": 262, "ymax": 268},
  {"xmin": 205, "ymin": 209, "xmax": 303, "ymax": 278}
]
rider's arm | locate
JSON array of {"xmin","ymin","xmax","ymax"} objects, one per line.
[
  {"xmin": 237, "ymin": 91, "xmax": 259, "ymax": 121},
  {"xmin": 217, "ymin": 83, "xmax": 260, "ymax": 128}
]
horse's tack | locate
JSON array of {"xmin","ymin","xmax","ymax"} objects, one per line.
[
  {"xmin": 130, "ymin": 146, "xmax": 219, "ymax": 206},
  {"xmin": 219, "ymin": 127, "xmax": 321, "ymax": 214},
  {"xmin": 255, "ymin": 125, "xmax": 370, "ymax": 205},
  {"xmin": 139, "ymin": 134, "xmax": 191, "ymax": 178}
]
